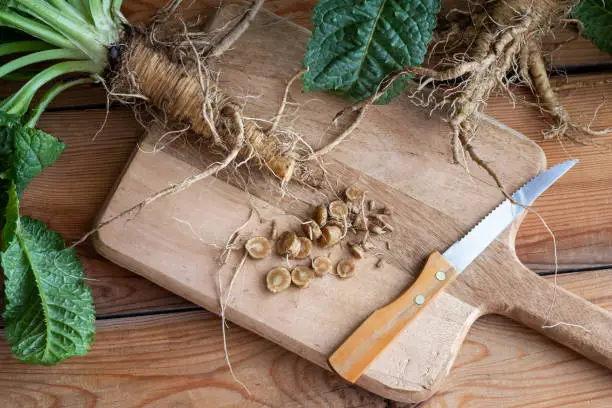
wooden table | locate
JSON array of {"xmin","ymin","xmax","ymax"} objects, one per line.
[{"xmin": 1, "ymin": 1, "xmax": 612, "ymax": 406}]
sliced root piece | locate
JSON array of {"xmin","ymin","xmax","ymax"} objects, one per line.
[
  {"xmin": 336, "ymin": 259, "xmax": 356, "ymax": 279},
  {"xmin": 313, "ymin": 205, "xmax": 328, "ymax": 227},
  {"xmin": 329, "ymin": 200, "xmax": 349, "ymax": 220},
  {"xmin": 245, "ymin": 236, "xmax": 271, "ymax": 259},
  {"xmin": 312, "ymin": 256, "xmax": 333, "ymax": 277},
  {"xmin": 266, "ymin": 267, "xmax": 291, "ymax": 293},
  {"xmin": 277, "ymin": 231, "xmax": 301, "ymax": 257},
  {"xmin": 291, "ymin": 265, "xmax": 315, "ymax": 288},
  {"xmin": 344, "ymin": 185, "xmax": 363, "ymax": 201},
  {"xmin": 301, "ymin": 220, "xmax": 322, "ymax": 241},
  {"xmin": 294, "ymin": 237, "xmax": 313, "ymax": 260},
  {"xmin": 349, "ymin": 244, "xmax": 365, "ymax": 259},
  {"xmin": 319, "ymin": 221, "xmax": 344, "ymax": 248}
]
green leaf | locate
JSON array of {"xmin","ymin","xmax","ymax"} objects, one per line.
[
  {"xmin": 574, "ymin": 0, "xmax": 612, "ymax": 54},
  {"xmin": 1, "ymin": 182, "xmax": 19, "ymax": 250},
  {"xmin": 11, "ymin": 124, "xmax": 65, "ymax": 195},
  {"xmin": 303, "ymin": 0, "xmax": 440, "ymax": 102},
  {"xmin": 2, "ymin": 202, "xmax": 95, "ymax": 365},
  {"xmin": 0, "ymin": 111, "xmax": 65, "ymax": 197}
]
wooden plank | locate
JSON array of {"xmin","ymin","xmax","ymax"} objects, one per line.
[
  {"xmin": 118, "ymin": 0, "xmax": 612, "ymax": 67},
  {"xmin": 0, "ymin": 81, "xmax": 108, "ymax": 108},
  {"xmin": 0, "ymin": 311, "xmax": 385, "ymax": 408},
  {"xmin": 421, "ymin": 270, "xmax": 612, "ymax": 408},
  {"xmin": 490, "ymin": 73, "xmax": 612, "ymax": 270},
  {"xmin": 3, "ymin": 108, "xmax": 194, "ymax": 318},
  {"xmin": 1, "ymin": 270, "xmax": 609, "ymax": 407},
  {"xmin": 93, "ymin": 9, "xmax": 612, "ymax": 401}
]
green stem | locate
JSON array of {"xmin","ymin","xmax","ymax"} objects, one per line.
[
  {"xmin": 102, "ymin": 0, "xmax": 112, "ymax": 12},
  {"xmin": 69, "ymin": 0, "xmax": 94, "ymax": 24},
  {"xmin": 0, "ymin": 11, "xmax": 74, "ymax": 50},
  {"xmin": 0, "ymin": 60, "xmax": 101, "ymax": 116},
  {"xmin": 0, "ymin": 41, "xmax": 54, "ymax": 57},
  {"xmin": 88, "ymin": 0, "xmax": 113, "ymax": 30},
  {"xmin": 25, "ymin": 78, "xmax": 94, "ymax": 127},
  {"xmin": 12, "ymin": 0, "xmax": 104, "ymax": 57},
  {"xmin": 112, "ymin": 0, "xmax": 124, "ymax": 10},
  {"xmin": 47, "ymin": 0, "xmax": 89, "ymax": 25},
  {"xmin": 0, "ymin": 48, "xmax": 86, "ymax": 79}
]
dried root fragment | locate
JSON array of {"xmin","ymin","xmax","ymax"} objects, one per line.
[
  {"xmin": 368, "ymin": 200, "xmax": 376, "ymax": 212},
  {"xmin": 314, "ymin": 205, "xmax": 328, "ymax": 227},
  {"xmin": 368, "ymin": 224, "xmax": 386, "ymax": 235},
  {"xmin": 349, "ymin": 243, "xmax": 365, "ymax": 259},
  {"xmin": 352, "ymin": 214, "xmax": 368, "ymax": 231},
  {"xmin": 336, "ymin": 259, "xmax": 356, "ymax": 279},
  {"xmin": 277, "ymin": 231, "xmax": 301, "ymax": 257},
  {"xmin": 344, "ymin": 185, "xmax": 363, "ymax": 201},
  {"xmin": 266, "ymin": 267, "xmax": 291, "ymax": 293},
  {"xmin": 312, "ymin": 256, "xmax": 333, "ymax": 277},
  {"xmin": 319, "ymin": 221, "xmax": 344, "ymax": 248},
  {"xmin": 301, "ymin": 220, "xmax": 322, "ymax": 241},
  {"xmin": 376, "ymin": 258, "xmax": 385, "ymax": 268},
  {"xmin": 291, "ymin": 265, "xmax": 315, "ymax": 288},
  {"xmin": 245, "ymin": 236, "xmax": 272, "ymax": 259},
  {"xmin": 295, "ymin": 237, "xmax": 313, "ymax": 259},
  {"xmin": 329, "ymin": 200, "xmax": 349, "ymax": 220}
]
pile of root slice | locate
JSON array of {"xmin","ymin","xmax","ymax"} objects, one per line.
[{"xmin": 242, "ymin": 185, "xmax": 395, "ymax": 293}]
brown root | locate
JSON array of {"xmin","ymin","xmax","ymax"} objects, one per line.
[
  {"xmin": 527, "ymin": 44, "xmax": 612, "ymax": 140},
  {"xmin": 396, "ymin": 0, "xmax": 590, "ymax": 191},
  {"xmin": 115, "ymin": 35, "xmax": 297, "ymax": 182}
]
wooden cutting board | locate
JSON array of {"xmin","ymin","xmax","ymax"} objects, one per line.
[{"xmin": 94, "ymin": 9, "xmax": 612, "ymax": 403}]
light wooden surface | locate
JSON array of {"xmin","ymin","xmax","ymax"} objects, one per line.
[
  {"xmin": 329, "ymin": 252, "xmax": 458, "ymax": 384},
  {"xmin": 95, "ymin": 7, "xmax": 612, "ymax": 403},
  {"xmin": 0, "ymin": 1, "xmax": 611, "ymax": 407}
]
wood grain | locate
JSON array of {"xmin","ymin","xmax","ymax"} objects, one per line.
[
  {"xmin": 0, "ymin": 108, "xmax": 193, "ymax": 320},
  {"xmin": 0, "ymin": 0, "xmax": 611, "ymax": 406},
  {"xmin": 119, "ymin": 0, "xmax": 612, "ymax": 67},
  {"xmin": 94, "ymin": 9, "xmax": 612, "ymax": 402},
  {"xmin": 0, "ymin": 270, "xmax": 610, "ymax": 407},
  {"xmin": 495, "ymin": 73, "xmax": 612, "ymax": 271},
  {"xmin": 329, "ymin": 252, "xmax": 457, "ymax": 384}
]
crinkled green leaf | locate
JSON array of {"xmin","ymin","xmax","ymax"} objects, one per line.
[
  {"xmin": 1, "ymin": 182, "xmax": 19, "ymax": 251},
  {"xmin": 303, "ymin": 0, "xmax": 439, "ymax": 102},
  {"xmin": 574, "ymin": 0, "xmax": 612, "ymax": 54},
  {"xmin": 0, "ymin": 111, "xmax": 64, "ymax": 223},
  {"xmin": 2, "ymin": 200, "xmax": 95, "ymax": 365},
  {"xmin": 11, "ymin": 124, "xmax": 65, "ymax": 195}
]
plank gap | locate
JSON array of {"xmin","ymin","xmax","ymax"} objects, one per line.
[
  {"xmin": 538, "ymin": 265, "xmax": 612, "ymax": 277},
  {"xmin": 96, "ymin": 306, "xmax": 203, "ymax": 321}
]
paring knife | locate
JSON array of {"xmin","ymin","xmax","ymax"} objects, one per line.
[{"xmin": 328, "ymin": 159, "xmax": 579, "ymax": 383}]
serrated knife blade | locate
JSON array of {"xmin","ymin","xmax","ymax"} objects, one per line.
[{"xmin": 443, "ymin": 159, "xmax": 578, "ymax": 273}]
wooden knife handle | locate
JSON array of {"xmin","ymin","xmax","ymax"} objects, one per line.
[
  {"xmin": 328, "ymin": 251, "xmax": 457, "ymax": 383},
  {"xmin": 502, "ymin": 262, "xmax": 612, "ymax": 369}
]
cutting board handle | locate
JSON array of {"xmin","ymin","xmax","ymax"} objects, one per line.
[{"xmin": 500, "ymin": 260, "xmax": 612, "ymax": 368}]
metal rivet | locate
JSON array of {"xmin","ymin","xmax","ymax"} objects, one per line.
[
  {"xmin": 414, "ymin": 295, "xmax": 425, "ymax": 305},
  {"xmin": 435, "ymin": 271, "xmax": 446, "ymax": 281}
]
